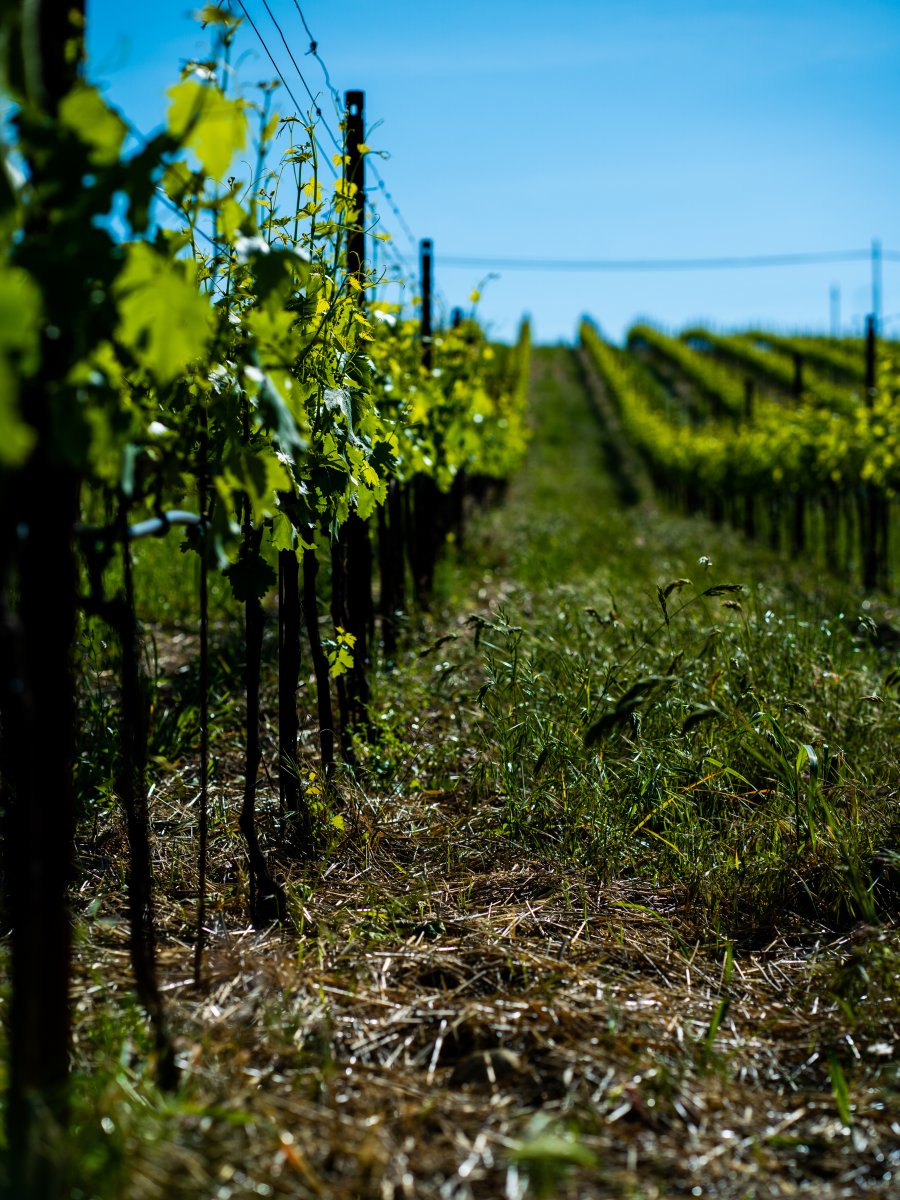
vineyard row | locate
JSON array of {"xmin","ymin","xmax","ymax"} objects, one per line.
[
  {"xmin": 0, "ymin": 6, "xmax": 530, "ymax": 1183},
  {"xmin": 581, "ymin": 321, "xmax": 900, "ymax": 592}
]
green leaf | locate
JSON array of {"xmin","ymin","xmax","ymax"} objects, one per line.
[
  {"xmin": 251, "ymin": 367, "xmax": 308, "ymax": 459},
  {"xmin": 511, "ymin": 1135, "xmax": 596, "ymax": 1170},
  {"xmin": 0, "ymin": 361, "xmax": 36, "ymax": 465},
  {"xmin": 250, "ymin": 247, "xmax": 310, "ymax": 312},
  {"xmin": 114, "ymin": 243, "xmax": 212, "ymax": 385},
  {"xmin": 223, "ymin": 548, "xmax": 277, "ymax": 603},
  {"xmin": 216, "ymin": 193, "xmax": 251, "ymax": 242},
  {"xmin": 354, "ymin": 483, "xmax": 378, "ymax": 521},
  {"xmin": 827, "ymin": 1053, "xmax": 853, "ymax": 1126},
  {"xmin": 167, "ymin": 79, "xmax": 247, "ymax": 181},
  {"xmin": 0, "ymin": 266, "xmax": 42, "ymax": 373},
  {"xmin": 58, "ymin": 84, "xmax": 127, "ymax": 166},
  {"xmin": 0, "ymin": 267, "xmax": 41, "ymax": 465},
  {"xmin": 222, "ymin": 444, "xmax": 291, "ymax": 521},
  {"xmin": 271, "ymin": 510, "xmax": 294, "ymax": 552},
  {"xmin": 701, "ymin": 996, "xmax": 730, "ymax": 1067},
  {"xmin": 198, "ymin": 3, "xmax": 240, "ymax": 27}
]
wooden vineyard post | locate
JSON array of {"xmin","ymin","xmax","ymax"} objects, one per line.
[
  {"xmin": 116, "ymin": 504, "xmax": 177, "ymax": 1087},
  {"xmin": 345, "ymin": 89, "xmax": 366, "ymax": 282},
  {"xmin": 278, "ymin": 545, "xmax": 308, "ymax": 850},
  {"xmin": 790, "ymin": 353, "xmax": 806, "ymax": 554},
  {"xmin": 331, "ymin": 88, "xmax": 373, "ymax": 738},
  {"xmin": 865, "ymin": 313, "xmax": 877, "ymax": 401},
  {"xmin": 792, "ymin": 351, "xmax": 804, "ymax": 399},
  {"xmin": 742, "ymin": 379, "xmax": 756, "ymax": 538},
  {"xmin": 2, "ymin": 3, "xmax": 84, "ymax": 1194},
  {"xmin": 303, "ymin": 541, "xmax": 336, "ymax": 779},
  {"xmin": 238, "ymin": 392, "xmax": 287, "ymax": 924},
  {"xmin": 409, "ymin": 238, "xmax": 441, "ymax": 600},
  {"xmin": 195, "ymin": 423, "xmax": 212, "ymax": 981},
  {"xmin": 860, "ymin": 314, "xmax": 887, "ymax": 589},
  {"xmin": 421, "ymin": 238, "xmax": 434, "ymax": 370}
]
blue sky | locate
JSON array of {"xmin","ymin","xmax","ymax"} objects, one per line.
[{"xmin": 87, "ymin": 0, "xmax": 900, "ymax": 342}]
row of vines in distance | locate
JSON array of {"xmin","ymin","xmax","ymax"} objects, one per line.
[
  {"xmin": 582, "ymin": 320, "xmax": 898, "ymax": 590},
  {"xmin": 0, "ymin": 4, "xmax": 530, "ymax": 1194}
]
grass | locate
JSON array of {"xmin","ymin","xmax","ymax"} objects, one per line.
[
  {"xmin": 5, "ymin": 343, "xmax": 899, "ymax": 1198},
  {"xmin": 423, "ymin": 347, "xmax": 899, "ymax": 933}
]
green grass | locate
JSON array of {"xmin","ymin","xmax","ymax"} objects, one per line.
[{"xmin": 427, "ymin": 346, "xmax": 899, "ymax": 934}]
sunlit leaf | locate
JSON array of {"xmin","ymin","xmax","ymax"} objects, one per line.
[
  {"xmin": 167, "ymin": 79, "xmax": 247, "ymax": 181},
  {"xmin": 59, "ymin": 84, "xmax": 127, "ymax": 166},
  {"xmin": 114, "ymin": 243, "xmax": 213, "ymax": 384}
]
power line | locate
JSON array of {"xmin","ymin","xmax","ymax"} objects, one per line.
[{"xmin": 438, "ymin": 249, "xmax": 895, "ymax": 272}]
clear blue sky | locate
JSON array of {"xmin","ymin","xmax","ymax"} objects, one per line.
[{"xmin": 87, "ymin": 0, "xmax": 900, "ymax": 343}]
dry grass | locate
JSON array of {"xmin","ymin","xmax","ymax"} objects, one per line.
[{"xmin": 71, "ymin": 758, "xmax": 900, "ymax": 1199}]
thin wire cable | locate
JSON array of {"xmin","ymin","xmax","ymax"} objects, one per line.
[
  {"xmin": 257, "ymin": 1, "xmax": 457, "ymax": 312},
  {"xmin": 231, "ymin": 0, "xmax": 338, "ymax": 177},
  {"xmin": 288, "ymin": 1, "xmax": 423, "ymax": 263},
  {"xmin": 438, "ymin": 249, "xmax": 884, "ymax": 272},
  {"xmin": 291, "ymin": 0, "xmax": 343, "ymax": 114},
  {"xmin": 369, "ymin": 159, "xmax": 418, "ymax": 253},
  {"xmin": 235, "ymin": 0, "xmax": 422, "ymax": 294},
  {"xmin": 256, "ymin": 0, "xmax": 344, "ymax": 156}
]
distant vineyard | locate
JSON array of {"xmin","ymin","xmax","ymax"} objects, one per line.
[
  {"xmin": 680, "ymin": 327, "xmax": 862, "ymax": 416},
  {"xmin": 582, "ymin": 320, "xmax": 898, "ymax": 590}
]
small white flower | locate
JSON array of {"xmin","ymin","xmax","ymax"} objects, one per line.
[{"xmin": 147, "ymin": 421, "xmax": 171, "ymax": 437}]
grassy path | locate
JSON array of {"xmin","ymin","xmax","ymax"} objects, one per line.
[{"xmin": 71, "ymin": 348, "xmax": 899, "ymax": 1199}]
